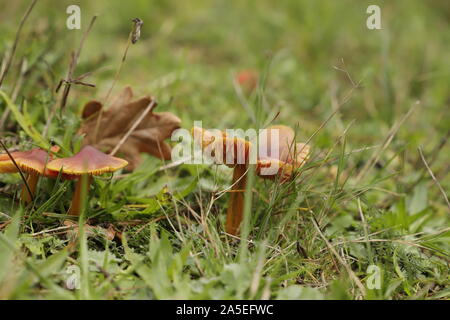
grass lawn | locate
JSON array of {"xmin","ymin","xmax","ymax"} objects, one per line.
[{"xmin": 0, "ymin": 0, "xmax": 449, "ymax": 300}]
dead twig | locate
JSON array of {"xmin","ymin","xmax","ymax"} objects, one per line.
[
  {"xmin": 418, "ymin": 147, "xmax": 450, "ymax": 211},
  {"xmin": 109, "ymin": 99, "xmax": 157, "ymax": 156},
  {"xmin": 94, "ymin": 18, "xmax": 143, "ymax": 143},
  {"xmin": 59, "ymin": 15, "xmax": 97, "ymax": 110},
  {"xmin": 0, "ymin": 139, "xmax": 33, "ymax": 203},
  {"xmin": 29, "ymin": 225, "xmax": 76, "ymax": 237},
  {"xmin": 43, "ymin": 15, "xmax": 97, "ymax": 137}
]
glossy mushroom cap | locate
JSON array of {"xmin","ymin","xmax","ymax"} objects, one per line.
[
  {"xmin": 256, "ymin": 125, "xmax": 310, "ymax": 180},
  {"xmin": 191, "ymin": 125, "xmax": 309, "ymax": 179},
  {"xmin": 236, "ymin": 70, "xmax": 258, "ymax": 91},
  {"xmin": 192, "ymin": 125, "xmax": 309, "ymax": 236},
  {"xmin": 0, "ymin": 146, "xmax": 59, "ymax": 175},
  {"xmin": 191, "ymin": 127, "xmax": 252, "ymax": 166},
  {"xmin": 191, "ymin": 127, "xmax": 219, "ymax": 148},
  {"xmin": 46, "ymin": 145, "xmax": 128, "ymax": 179}
]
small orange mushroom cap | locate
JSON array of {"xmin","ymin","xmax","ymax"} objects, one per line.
[
  {"xmin": 46, "ymin": 145, "xmax": 128, "ymax": 179},
  {"xmin": 191, "ymin": 127, "xmax": 223, "ymax": 148},
  {"xmin": 191, "ymin": 127, "xmax": 252, "ymax": 166},
  {"xmin": 192, "ymin": 125, "xmax": 310, "ymax": 180},
  {"xmin": 256, "ymin": 125, "xmax": 310, "ymax": 180},
  {"xmin": 236, "ymin": 70, "xmax": 258, "ymax": 92},
  {"xmin": 0, "ymin": 146, "xmax": 59, "ymax": 175}
]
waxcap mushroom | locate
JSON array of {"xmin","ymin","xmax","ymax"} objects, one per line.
[
  {"xmin": 46, "ymin": 145, "xmax": 128, "ymax": 216},
  {"xmin": 191, "ymin": 126, "xmax": 252, "ymax": 166},
  {"xmin": 235, "ymin": 70, "xmax": 258, "ymax": 92},
  {"xmin": 256, "ymin": 125, "xmax": 310, "ymax": 180},
  {"xmin": 192, "ymin": 125, "xmax": 310, "ymax": 236},
  {"xmin": 191, "ymin": 125, "xmax": 309, "ymax": 175},
  {"xmin": 191, "ymin": 126, "xmax": 220, "ymax": 148},
  {"xmin": 192, "ymin": 126, "xmax": 252, "ymax": 235},
  {"xmin": 0, "ymin": 146, "xmax": 59, "ymax": 175},
  {"xmin": 46, "ymin": 145, "xmax": 128, "ymax": 178},
  {"xmin": 0, "ymin": 146, "xmax": 60, "ymax": 203}
]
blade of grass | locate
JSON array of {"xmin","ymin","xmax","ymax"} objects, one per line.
[
  {"xmin": 0, "ymin": 0, "xmax": 37, "ymax": 87},
  {"xmin": 418, "ymin": 147, "xmax": 450, "ymax": 211},
  {"xmin": 0, "ymin": 91, "xmax": 49, "ymax": 148},
  {"xmin": 0, "ymin": 139, "xmax": 34, "ymax": 204}
]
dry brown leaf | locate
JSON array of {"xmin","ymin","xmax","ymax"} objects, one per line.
[{"xmin": 79, "ymin": 86, "xmax": 181, "ymax": 170}]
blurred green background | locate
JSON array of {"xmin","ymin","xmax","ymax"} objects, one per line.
[
  {"xmin": 0, "ymin": 0, "xmax": 449, "ymax": 300},
  {"xmin": 1, "ymin": 0, "xmax": 449, "ymax": 131},
  {"xmin": 1, "ymin": 0, "xmax": 449, "ymax": 191}
]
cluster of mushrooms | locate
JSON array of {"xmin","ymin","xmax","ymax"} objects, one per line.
[
  {"xmin": 0, "ymin": 145, "xmax": 127, "ymax": 215},
  {"xmin": 192, "ymin": 125, "xmax": 310, "ymax": 236},
  {"xmin": 0, "ymin": 125, "xmax": 309, "ymax": 237}
]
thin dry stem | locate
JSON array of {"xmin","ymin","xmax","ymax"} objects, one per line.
[
  {"xmin": 109, "ymin": 100, "xmax": 157, "ymax": 156},
  {"xmin": 418, "ymin": 147, "xmax": 450, "ymax": 211},
  {"xmin": 0, "ymin": 0, "xmax": 37, "ymax": 87},
  {"xmin": 43, "ymin": 16, "xmax": 97, "ymax": 137},
  {"xmin": 94, "ymin": 22, "xmax": 136, "ymax": 143},
  {"xmin": 0, "ymin": 140, "xmax": 34, "ymax": 204}
]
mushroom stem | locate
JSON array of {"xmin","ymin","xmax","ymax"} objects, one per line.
[
  {"xmin": 225, "ymin": 164, "xmax": 248, "ymax": 236},
  {"xmin": 68, "ymin": 175, "xmax": 92, "ymax": 216},
  {"xmin": 20, "ymin": 172, "xmax": 39, "ymax": 204}
]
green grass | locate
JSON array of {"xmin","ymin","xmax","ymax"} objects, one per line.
[{"xmin": 0, "ymin": 0, "xmax": 449, "ymax": 300}]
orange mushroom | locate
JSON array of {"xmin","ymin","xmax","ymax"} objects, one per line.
[
  {"xmin": 256, "ymin": 125, "xmax": 310, "ymax": 180},
  {"xmin": 46, "ymin": 145, "xmax": 128, "ymax": 215},
  {"xmin": 192, "ymin": 125, "xmax": 310, "ymax": 236},
  {"xmin": 0, "ymin": 146, "xmax": 59, "ymax": 204},
  {"xmin": 235, "ymin": 70, "xmax": 258, "ymax": 92}
]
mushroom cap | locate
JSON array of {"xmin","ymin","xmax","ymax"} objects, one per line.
[
  {"xmin": 256, "ymin": 145, "xmax": 309, "ymax": 180},
  {"xmin": 191, "ymin": 127, "xmax": 251, "ymax": 166},
  {"xmin": 46, "ymin": 145, "xmax": 128, "ymax": 179},
  {"xmin": 256, "ymin": 125, "xmax": 310, "ymax": 180},
  {"xmin": 236, "ymin": 70, "xmax": 258, "ymax": 91},
  {"xmin": 258, "ymin": 125, "xmax": 294, "ymax": 162},
  {"xmin": 0, "ymin": 146, "xmax": 59, "ymax": 175},
  {"xmin": 192, "ymin": 125, "xmax": 310, "ymax": 180},
  {"xmin": 215, "ymin": 136, "xmax": 252, "ymax": 166},
  {"xmin": 191, "ymin": 127, "xmax": 224, "ymax": 148}
]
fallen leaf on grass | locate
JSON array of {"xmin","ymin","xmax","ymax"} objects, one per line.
[{"xmin": 79, "ymin": 86, "xmax": 181, "ymax": 170}]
